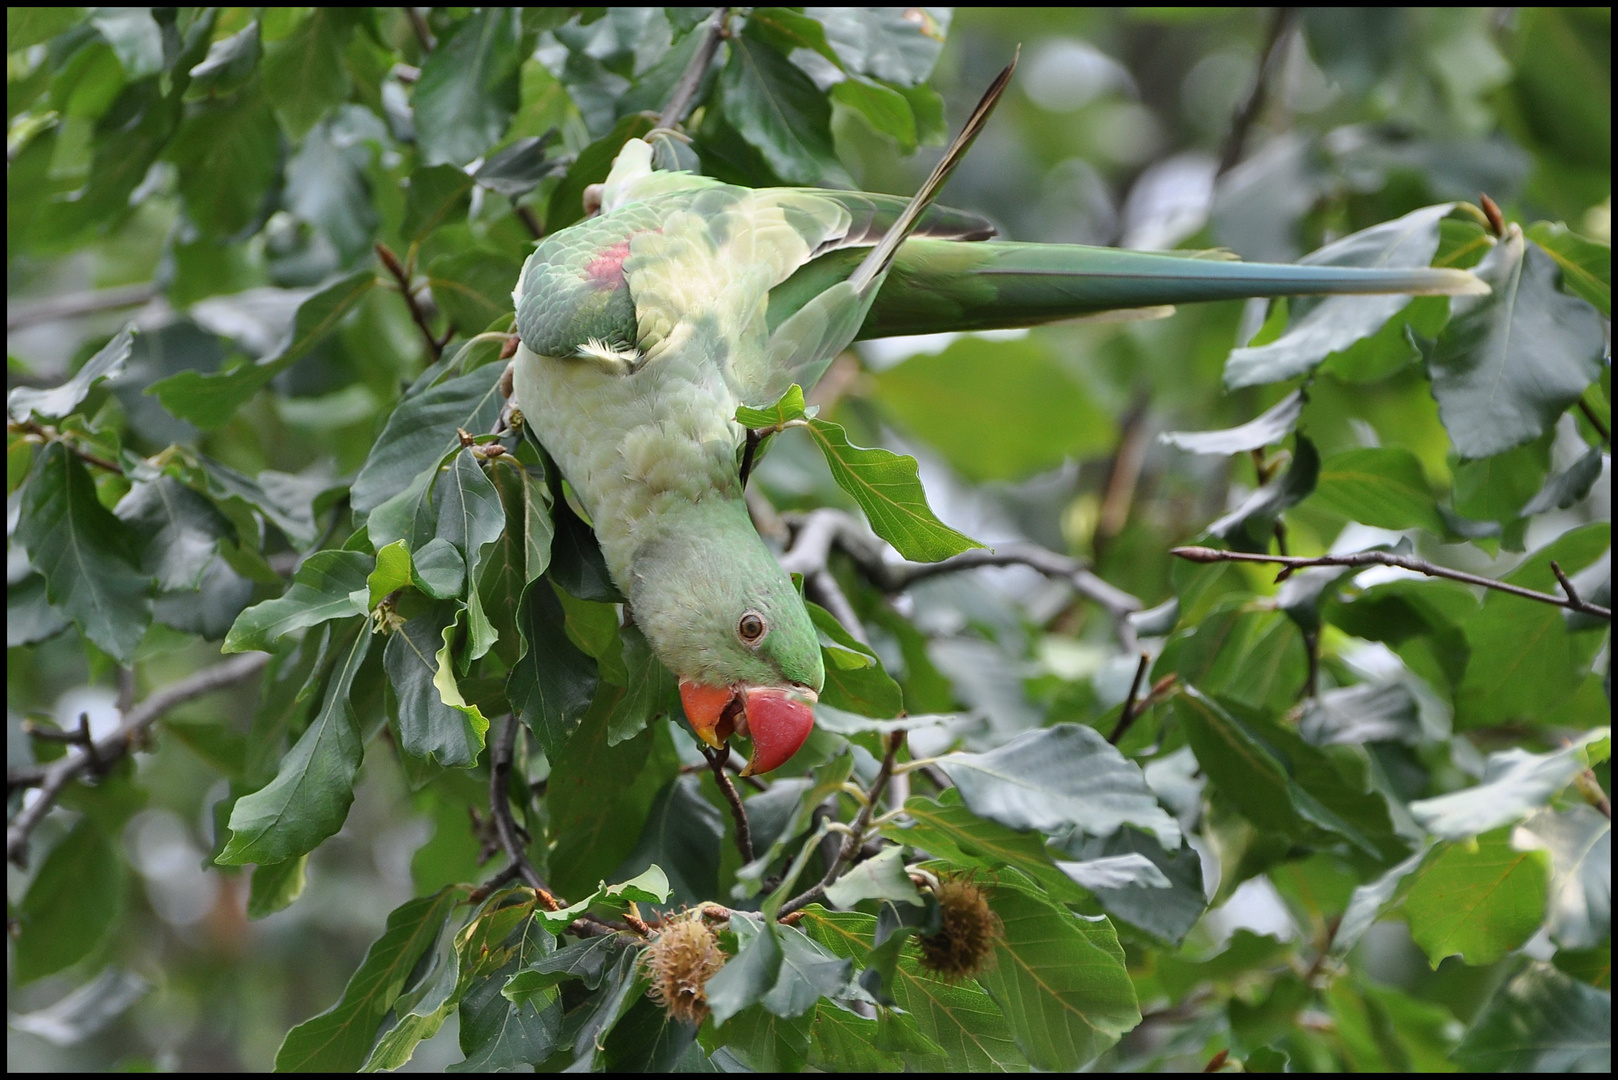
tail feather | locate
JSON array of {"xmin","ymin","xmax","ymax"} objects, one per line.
[
  {"xmin": 843, "ymin": 240, "xmax": 1487, "ymax": 339},
  {"xmin": 847, "ymin": 50, "xmax": 1019, "ymax": 297}
]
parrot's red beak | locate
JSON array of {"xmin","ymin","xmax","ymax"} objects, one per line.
[{"xmin": 679, "ymin": 681, "xmax": 816, "ymax": 776}]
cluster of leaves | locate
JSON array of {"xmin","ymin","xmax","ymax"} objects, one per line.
[{"xmin": 7, "ymin": 6, "xmax": 1611, "ymax": 1073}]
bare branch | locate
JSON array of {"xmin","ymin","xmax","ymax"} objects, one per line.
[
  {"xmin": 1577, "ymin": 398, "xmax": 1610, "ymax": 445},
  {"xmin": 657, "ymin": 8, "xmax": 729, "ymax": 129},
  {"xmin": 779, "ymin": 730, "xmax": 905, "ymax": 918},
  {"xmin": 404, "ymin": 6, "xmax": 435, "ymax": 53},
  {"xmin": 701, "ymin": 744, "xmax": 755, "ymax": 863},
  {"xmin": 1217, "ymin": 7, "xmax": 1297, "ymax": 176},
  {"xmin": 10, "ymin": 420, "xmax": 126, "ymax": 475},
  {"xmin": 375, "ymin": 241, "xmax": 443, "ymax": 361},
  {"xmin": 7, "ymin": 283, "xmax": 160, "ymax": 331},
  {"xmin": 1172, "ymin": 546, "xmax": 1612, "ymax": 620},
  {"xmin": 487, "ymin": 713, "xmax": 559, "ymax": 908},
  {"xmin": 7, "ymin": 653, "xmax": 270, "ymax": 865},
  {"xmin": 1108, "ymin": 652, "xmax": 1152, "ymax": 746}
]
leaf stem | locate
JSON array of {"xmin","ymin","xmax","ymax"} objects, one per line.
[
  {"xmin": 778, "ymin": 729, "xmax": 905, "ymax": 918},
  {"xmin": 376, "ymin": 241, "xmax": 443, "ymax": 361}
]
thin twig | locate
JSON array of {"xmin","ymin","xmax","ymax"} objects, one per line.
[
  {"xmin": 738, "ymin": 428, "xmax": 765, "ymax": 489},
  {"xmin": 6, "ymin": 283, "xmax": 160, "ymax": 331},
  {"xmin": 11, "ymin": 420, "xmax": 126, "ymax": 475},
  {"xmin": 514, "ymin": 203, "xmax": 544, "ymax": 241},
  {"xmin": 701, "ymin": 744, "xmax": 755, "ymax": 863},
  {"xmin": 1217, "ymin": 7, "xmax": 1296, "ymax": 176},
  {"xmin": 1549, "ymin": 561, "xmax": 1583, "ymax": 608},
  {"xmin": 1108, "ymin": 653, "xmax": 1152, "ymax": 745},
  {"xmin": 1577, "ymin": 398, "xmax": 1610, "ymax": 445},
  {"xmin": 1171, "ymin": 546, "xmax": 1612, "ymax": 619},
  {"xmin": 657, "ymin": 8, "xmax": 729, "ymax": 129},
  {"xmin": 487, "ymin": 713, "xmax": 559, "ymax": 909},
  {"xmin": 7, "ymin": 653, "xmax": 270, "ymax": 864},
  {"xmin": 375, "ymin": 242, "xmax": 442, "ymax": 361},
  {"xmin": 1575, "ymin": 769, "xmax": 1611, "ymax": 820},
  {"xmin": 404, "ymin": 6, "xmax": 435, "ymax": 53},
  {"xmin": 779, "ymin": 730, "xmax": 905, "ymax": 918}
]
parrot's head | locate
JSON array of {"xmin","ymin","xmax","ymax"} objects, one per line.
[{"xmin": 629, "ymin": 507, "xmax": 824, "ymax": 775}]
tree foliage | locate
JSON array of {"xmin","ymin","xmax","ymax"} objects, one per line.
[{"xmin": 6, "ymin": 6, "xmax": 1611, "ymax": 1072}]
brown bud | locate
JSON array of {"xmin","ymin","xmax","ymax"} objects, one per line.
[
  {"xmin": 642, "ymin": 914, "xmax": 726, "ymax": 1024},
  {"xmin": 916, "ymin": 875, "xmax": 1002, "ymax": 982}
]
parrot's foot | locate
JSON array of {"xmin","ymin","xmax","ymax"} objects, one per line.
[{"xmin": 575, "ymin": 337, "xmax": 646, "ymax": 376}]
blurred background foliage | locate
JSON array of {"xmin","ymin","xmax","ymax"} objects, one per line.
[{"xmin": 6, "ymin": 6, "xmax": 1611, "ymax": 1072}]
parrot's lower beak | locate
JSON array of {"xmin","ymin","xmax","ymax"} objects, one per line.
[{"xmin": 678, "ymin": 681, "xmax": 817, "ymax": 776}]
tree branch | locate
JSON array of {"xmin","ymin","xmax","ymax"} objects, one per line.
[
  {"xmin": 1171, "ymin": 546, "xmax": 1612, "ymax": 619},
  {"xmin": 1217, "ymin": 7, "xmax": 1297, "ymax": 176},
  {"xmin": 657, "ymin": 8, "xmax": 729, "ymax": 129},
  {"xmin": 6, "ymin": 283, "xmax": 160, "ymax": 331},
  {"xmin": 779, "ymin": 730, "xmax": 905, "ymax": 918},
  {"xmin": 375, "ymin": 242, "xmax": 443, "ymax": 361},
  {"xmin": 1577, "ymin": 398, "xmax": 1610, "ymax": 445},
  {"xmin": 487, "ymin": 713, "xmax": 558, "ymax": 907},
  {"xmin": 10, "ymin": 419, "xmax": 126, "ymax": 475},
  {"xmin": 782, "ymin": 509, "xmax": 1144, "ymax": 649},
  {"xmin": 7, "ymin": 653, "xmax": 270, "ymax": 865},
  {"xmin": 701, "ymin": 745, "xmax": 754, "ymax": 863},
  {"xmin": 1108, "ymin": 652, "xmax": 1152, "ymax": 745}
]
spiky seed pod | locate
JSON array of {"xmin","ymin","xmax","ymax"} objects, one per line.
[
  {"xmin": 916, "ymin": 876, "xmax": 1002, "ymax": 981},
  {"xmin": 642, "ymin": 915, "xmax": 726, "ymax": 1024}
]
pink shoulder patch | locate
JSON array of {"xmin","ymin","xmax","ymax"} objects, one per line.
[{"xmin": 585, "ymin": 241, "xmax": 632, "ymax": 288}]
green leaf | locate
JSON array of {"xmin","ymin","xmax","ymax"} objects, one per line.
[
  {"xmin": 1160, "ymin": 390, "xmax": 1304, "ymax": 456},
  {"xmin": 797, "ymin": 907, "xmax": 1027, "ymax": 1071},
  {"xmin": 545, "ymin": 113, "xmax": 656, "ymax": 233},
  {"xmin": 735, "ymin": 383, "xmax": 813, "ymax": 431},
  {"xmin": 487, "ymin": 457, "xmax": 555, "ymax": 589},
  {"xmin": 401, "ymin": 163, "xmax": 475, "ymax": 247},
  {"xmin": 806, "ymin": 417, "xmax": 983, "ymax": 562},
  {"xmin": 1453, "ymin": 524, "xmax": 1609, "ymax": 728},
  {"xmin": 247, "ymin": 856, "xmax": 309, "ymax": 920},
  {"xmin": 165, "ymin": 89, "xmax": 280, "ymax": 238},
  {"xmin": 1207, "ymin": 435, "xmax": 1320, "ymax": 552},
  {"xmin": 546, "ymin": 695, "xmax": 674, "ymax": 899},
  {"xmin": 197, "ymin": 457, "xmax": 322, "ymax": 548},
  {"xmin": 185, "ymin": 20, "xmax": 262, "ymax": 99},
  {"xmin": 1453, "ymin": 961, "xmax": 1611, "ymax": 1072},
  {"xmin": 1309, "ymin": 447, "xmax": 1445, "ymax": 533},
  {"xmin": 507, "ymin": 581, "xmax": 598, "ymax": 756},
  {"xmin": 12, "ymin": 819, "xmax": 124, "ymax": 985},
  {"xmin": 261, "ymin": 8, "xmax": 352, "ymax": 139},
  {"xmin": 274, "ymin": 887, "xmax": 464, "ymax": 1071},
  {"xmin": 114, "ymin": 475, "xmax": 234, "ymax": 592},
  {"xmin": 149, "ymin": 272, "xmax": 377, "ymax": 429},
  {"xmin": 936, "ymin": 723, "xmax": 1181, "ymax": 848},
  {"xmin": 873, "ymin": 334, "xmax": 1115, "ymax": 482},
  {"xmin": 709, "ymin": 1004, "xmax": 813, "ymax": 1072},
  {"xmin": 432, "ymin": 448, "xmax": 506, "ymax": 663},
  {"xmin": 810, "ymin": 7, "xmax": 950, "ymax": 86},
  {"xmin": 1176, "ymin": 689, "xmax": 1405, "ymax": 861},
  {"xmin": 882, "ymin": 791, "xmax": 1090, "ymax": 904},
  {"xmin": 978, "ymin": 883, "xmax": 1140, "ymax": 1070},
  {"xmin": 8, "ymin": 327, "xmax": 134, "ymax": 422},
  {"xmin": 1410, "ymin": 728, "xmax": 1611, "ymax": 839},
  {"xmin": 472, "ymin": 132, "xmax": 563, "ymax": 198},
  {"xmin": 7, "ymin": 7, "xmax": 85, "ymax": 50},
  {"xmin": 1521, "ymin": 445, "xmax": 1605, "ymax": 515},
  {"xmin": 413, "ymin": 7, "xmax": 523, "ymax": 167},
  {"xmin": 1169, "ymin": 602, "xmax": 1307, "ymax": 716},
  {"xmin": 218, "ymin": 625, "xmax": 371, "ymax": 865},
  {"xmin": 825, "ymin": 846, "xmax": 924, "ymax": 909},
  {"xmin": 832, "ymin": 78, "xmax": 917, "ymax": 151},
  {"xmin": 18, "ymin": 443, "xmax": 152, "ymax": 663},
  {"xmin": 1527, "ymin": 221, "xmax": 1611, "ymax": 318},
  {"xmin": 708, "ymin": 913, "xmax": 786, "ymax": 1026},
  {"xmin": 1224, "ymin": 203, "xmax": 1456, "ymax": 388},
  {"xmin": 806, "ymin": 601, "xmax": 904, "ymax": 718},
  {"xmin": 352, "ymin": 363, "xmax": 504, "ymax": 516},
  {"xmin": 1427, "ymin": 227, "xmax": 1607, "ymax": 458},
  {"xmin": 806, "ymin": 1005, "xmax": 902, "ymax": 1072},
  {"xmin": 452, "ymin": 926, "xmax": 562, "ymax": 1071},
  {"xmin": 366, "ymin": 540, "xmax": 413, "ymax": 610},
  {"xmin": 504, "ymin": 935, "xmax": 629, "ymax": 1004},
  {"xmin": 384, "ymin": 602, "xmax": 484, "ymax": 768},
  {"xmin": 721, "ymin": 28, "xmax": 848, "ymax": 187},
  {"xmin": 1513, "ymin": 806, "xmax": 1611, "ymax": 950},
  {"xmin": 1299, "ymin": 681, "xmax": 1422, "ymax": 746},
  {"xmin": 609, "ymin": 775, "xmax": 723, "ymax": 908},
  {"xmin": 1405, "ymin": 831, "xmax": 1548, "ymax": 967},
  {"xmin": 606, "ymin": 623, "xmax": 679, "ymax": 745},
  {"xmin": 426, "ymin": 250, "xmax": 523, "ymax": 337},
  {"xmin": 223, "ymin": 549, "xmax": 372, "ymax": 654},
  {"xmin": 1059, "ymin": 827, "xmax": 1208, "ymax": 947}
]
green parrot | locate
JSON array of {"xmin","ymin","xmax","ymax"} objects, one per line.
[{"xmin": 510, "ymin": 63, "xmax": 1483, "ymax": 775}]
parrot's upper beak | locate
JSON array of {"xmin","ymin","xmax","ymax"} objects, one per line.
[{"xmin": 679, "ymin": 681, "xmax": 817, "ymax": 775}]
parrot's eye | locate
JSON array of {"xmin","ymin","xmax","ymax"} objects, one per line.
[{"xmin": 737, "ymin": 611, "xmax": 767, "ymax": 645}]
